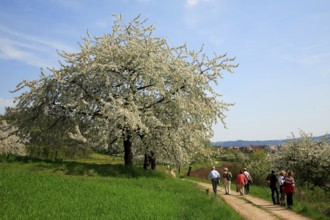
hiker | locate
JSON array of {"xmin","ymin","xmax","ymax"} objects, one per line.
[
  {"xmin": 208, "ymin": 166, "xmax": 221, "ymax": 194},
  {"xmin": 279, "ymin": 170, "xmax": 286, "ymax": 206},
  {"xmin": 223, "ymin": 167, "xmax": 232, "ymax": 195},
  {"xmin": 243, "ymin": 168, "xmax": 253, "ymax": 194},
  {"xmin": 283, "ymin": 170, "xmax": 295, "ymax": 208},
  {"xmin": 266, "ymin": 169, "xmax": 280, "ymax": 205},
  {"xmin": 235, "ymin": 170, "xmax": 246, "ymax": 196}
]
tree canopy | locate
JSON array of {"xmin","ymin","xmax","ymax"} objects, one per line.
[{"xmin": 8, "ymin": 15, "xmax": 237, "ymax": 166}]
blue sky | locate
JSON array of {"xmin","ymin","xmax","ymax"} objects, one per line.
[{"xmin": 1, "ymin": 0, "xmax": 329, "ymax": 142}]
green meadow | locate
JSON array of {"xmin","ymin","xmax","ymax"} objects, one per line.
[{"xmin": 0, "ymin": 158, "xmax": 242, "ymax": 220}]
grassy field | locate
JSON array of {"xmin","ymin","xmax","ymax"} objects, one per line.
[{"xmin": 0, "ymin": 158, "xmax": 243, "ymax": 220}]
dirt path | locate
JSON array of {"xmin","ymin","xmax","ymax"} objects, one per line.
[{"xmin": 192, "ymin": 181, "xmax": 311, "ymax": 220}]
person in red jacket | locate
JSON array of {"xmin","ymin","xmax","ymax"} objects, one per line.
[
  {"xmin": 235, "ymin": 170, "xmax": 246, "ymax": 195},
  {"xmin": 283, "ymin": 170, "xmax": 295, "ymax": 208}
]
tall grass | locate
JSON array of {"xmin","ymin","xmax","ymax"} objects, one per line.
[{"xmin": 0, "ymin": 159, "xmax": 243, "ymax": 220}]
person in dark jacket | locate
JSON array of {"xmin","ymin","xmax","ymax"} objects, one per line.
[
  {"xmin": 266, "ymin": 169, "xmax": 280, "ymax": 205},
  {"xmin": 223, "ymin": 167, "xmax": 232, "ymax": 195}
]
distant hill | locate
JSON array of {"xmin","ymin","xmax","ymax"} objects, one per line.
[{"xmin": 212, "ymin": 134, "xmax": 330, "ymax": 147}]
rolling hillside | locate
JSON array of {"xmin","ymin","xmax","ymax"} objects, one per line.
[{"xmin": 212, "ymin": 134, "xmax": 330, "ymax": 147}]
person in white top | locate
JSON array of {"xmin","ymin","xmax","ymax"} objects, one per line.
[
  {"xmin": 279, "ymin": 170, "xmax": 286, "ymax": 206},
  {"xmin": 208, "ymin": 166, "xmax": 221, "ymax": 194},
  {"xmin": 243, "ymin": 168, "xmax": 253, "ymax": 194}
]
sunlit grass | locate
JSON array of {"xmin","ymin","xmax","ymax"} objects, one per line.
[
  {"xmin": 0, "ymin": 159, "xmax": 243, "ymax": 220},
  {"xmin": 65, "ymin": 152, "xmax": 124, "ymax": 164}
]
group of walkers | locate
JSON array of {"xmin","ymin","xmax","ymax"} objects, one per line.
[
  {"xmin": 266, "ymin": 169, "xmax": 295, "ymax": 208},
  {"xmin": 208, "ymin": 167, "xmax": 253, "ymax": 196},
  {"xmin": 208, "ymin": 166, "xmax": 295, "ymax": 209}
]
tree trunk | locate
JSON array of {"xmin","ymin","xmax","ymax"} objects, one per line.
[
  {"xmin": 187, "ymin": 164, "xmax": 192, "ymax": 176},
  {"xmin": 143, "ymin": 153, "xmax": 156, "ymax": 170},
  {"xmin": 124, "ymin": 135, "xmax": 133, "ymax": 166},
  {"xmin": 143, "ymin": 153, "xmax": 150, "ymax": 170},
  {"xmin": 150, "ymin": 151, "xmax": 156, "ymax": 170},
  {"xmin": 150, "ymin": 158, "xmax": 156, "ymax": 170}
]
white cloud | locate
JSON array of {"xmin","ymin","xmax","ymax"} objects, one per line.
[
  {"xmin": 286, "ymin": 52, "xmax": 330, "ymax": 66},
  {"xmin": 281, "ymin": 42, "xmax": 330, "ymax": 67},
  {"xmin": 197, "ymin": 30, "xmax": 225, "ymax": 47},
  {"xmin": 95, "ymin": 17, "xmax": 113, "ymax": 29},
  {"xmin": 183, "ymin": 0, "xmax": 223, "ymax": 28},
  {"xmin": 137, "ymin": 0, "xmax": 151, "ymax": 3},
  {"xmin": 185, "ymin": 0, "xmax": 218, "ymax": 8},
  {"xmin": 0, "ymin": 26, "xmax": 75, "ymax": 52},
  {"xmin": 49, "ymin": 0, "xmax": 83, "ymax": 11},
  {"xmin": 0, "ymin": 25, "xmax": 76, "ymax": 68},
  {"xmin": 186, "ymin": 0, "xmax": 199, "ymax": 7},
  {"xmin": 182, "ymin": 0, "xmax": 225, "ymax": 46},
  {"xmin": 0, "ymin": 38, "xmax": 54, "ymax": 67},
  {"xmin": 185, "ymin": 0, "xmax": 199, "ymax": 8}
]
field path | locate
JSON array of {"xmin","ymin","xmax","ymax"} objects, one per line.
[{"xmin": 191, "ymin": 181, "xmax": 311, "ymax": 220}]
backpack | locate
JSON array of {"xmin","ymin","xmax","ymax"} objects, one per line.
[{"xmin": 225, "ymin": 172, "xmax": 232, "ymax": 180}]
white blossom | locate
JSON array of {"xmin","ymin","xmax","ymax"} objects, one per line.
[{"xmin": 9, "ymin": 15, "xmax": 237, "ymax": 165}]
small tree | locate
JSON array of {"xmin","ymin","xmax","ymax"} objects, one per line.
[
  {"xmin": 9, "ymin": 15, "xmax": 237, "ymax": 167},
  {"xmin": 247, "ymin": 150, "xmax": 272, "ymax": 185}
]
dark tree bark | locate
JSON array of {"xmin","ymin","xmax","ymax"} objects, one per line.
[
  {"xmin": 150, "ymin": 151, "xmax": 156, "ymax": 170},
  {"xmin": 143, "ymin": 153, "xmax": 150, "ymax": 170},
  {"xmin": 187, "ymin": 164, "xmax": 192, "ymax": 176},
  {"xmin": 143, "ymin": 151, "xmax": 157, "ymax": 170},
  {"xmin": 124, "ymin": 135, "xmax": 133, "ymax": 166}
]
